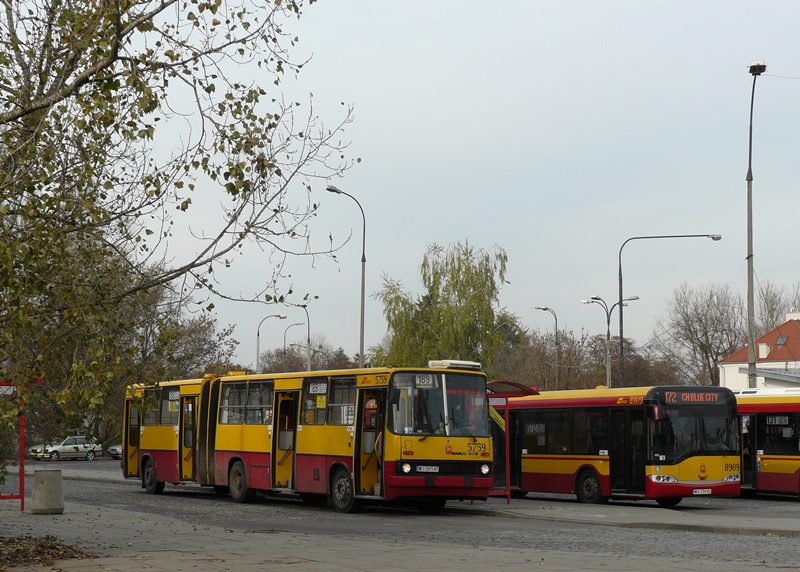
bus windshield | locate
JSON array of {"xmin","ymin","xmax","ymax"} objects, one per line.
[
  {"xmin": 388, "ymin": 372, "xmax": 490, "ymax": 438},
  {"xmin": 650, "ymin": 404, "xmax": 739, "ymax": 463}
]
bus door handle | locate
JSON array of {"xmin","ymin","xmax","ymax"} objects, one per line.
[{"xmin": 278, "ymin": 444, "xmax": 293, "ymax": 465}]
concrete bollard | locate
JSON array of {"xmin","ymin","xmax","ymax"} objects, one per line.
[{"xmin": 30, "ymin": 470, "xmax": 65, "ymax": 515}]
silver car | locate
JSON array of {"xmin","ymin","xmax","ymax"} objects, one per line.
[
  {"xmin": 29, "ymin": 436, "xmax": 102, "ymax": 461},
  {"xmin": 107, "ymin": 444, "xmax": 123, "ymax": 459}
]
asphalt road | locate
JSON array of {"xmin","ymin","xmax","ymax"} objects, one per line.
[{"xmin": 6, "ymin": 458, "xmax": 799, "ymax": 567}]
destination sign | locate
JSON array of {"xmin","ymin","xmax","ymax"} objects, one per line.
[{"xmin": 663, "ymin": 390, "xmax": 720, "ymax": 404}]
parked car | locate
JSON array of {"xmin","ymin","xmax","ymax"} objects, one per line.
[
  {"xmin": 107, "ymin": 444, "xmax": 123, "ymax": 459},
  {"xmin": 29, "ymin": 436, "xmax": 102, "ymax": 461}
]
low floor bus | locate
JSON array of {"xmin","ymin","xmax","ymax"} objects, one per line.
[
  {"xmin": 488, "ymin": 384, "xmax": 741, "ymax": 507},
  {"xmin": 122, "ymin": 361, "xmax": 494, "ymax": 513},
  {"xmin": 733, "ymin": 388, "xmax": 800, "ymax": 496}
]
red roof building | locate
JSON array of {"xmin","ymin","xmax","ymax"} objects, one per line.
[{"xmin": 718, "ymin": 312, "xmax": 800, "ymax": 389}]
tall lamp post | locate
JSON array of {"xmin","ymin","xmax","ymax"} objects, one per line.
[
  {"xmin": 299, "ymin": 305, "xmax": 311, "ymax": 371},
  {"xmin": 618, "ymin": 233, "xmax": 722, "ymax": 386},
  {"xmin": 283, "ymin": 322, "xmax": 304, "ymax": 371},
  {"xmin": 746, "ymin": 60, "xmax": 766, "ymax": 388},
  {"xmin": 256, "ymin": 314, "xmax": 286, "ymax": 373},
  {"xmin": 533, "ymin": 306, "xmax": 558, "ymax": 390},
  {"xmin": 327, "ymin": 185, "xmax": 367, "ymax": 367},
  {"xmin": 581, "ymin": 295, "xmax": 638, "ymax": 387}
]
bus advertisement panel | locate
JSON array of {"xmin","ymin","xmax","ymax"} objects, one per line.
[
  {"xmin": 489, "ymin": 385, "xmax": 741, "ymax": 507},
  {"xmin": 123, "ymin": 361, "xmax": 493, "ymax": 513},
  {"xmin": 734, "ymin": 388, "xmax": 800, "ymax": 496}
]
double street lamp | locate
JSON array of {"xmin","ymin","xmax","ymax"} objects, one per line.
[
  {"xmin": 618, "ymin": 233, "xmax": 722, "ymax": 386},
  {"xmin": 256, "ymin": 314, "xmax": 287, "ymax": 373},
  {"xmin": 533, "ymin": 306, "xmax": 558, "ymax": 390},
  {"xmin": 581, "ymin": 295, "xmax": 638, "ymax": 387},
  {"xmin": 326, "ymin": 185, "xmax": 367, "ymax": 367}
]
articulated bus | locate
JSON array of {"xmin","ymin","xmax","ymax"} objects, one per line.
[
  {"xmin": 733, "ymin": 388, "xmax": 800, "ymax": 496},
  {"xmin": 488, "ymin": 384, "xmax": 741, "ymax": 507},
  {"xmin": 122, "ymin": 361, "xmax": 493, "ymax": 513}
]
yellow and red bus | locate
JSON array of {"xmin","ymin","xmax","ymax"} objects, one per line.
[
  {"xmin": 733, "ymin": 388, "xmax": 800, "ymax": 496},
  {"xmin": 122, "ymin": 361, "xmax": 493, "ymax": 513},
  {"xmin": 488, "ymin": 384, "xmax": 741, "ymax": 507}
]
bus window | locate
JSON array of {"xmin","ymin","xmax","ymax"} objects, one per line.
[
  {"xmin": 547, "ymin": 410, "xmax": 572, "ymax": 454},
  {"xmin": 327, "ymin": 377, "xmax": 356, "ymax": 425},
  {"xmin": 301, "ymin": 378, "xmax": 328, "ymax": 425},
  {"xmin": 246, "ymin": 381, "xmax": 273, "ymax": 424},
  {"xmin": 364, "ymin": 398, "xmax": 378, "ymax": 429},
  {"xmin": 142, "ymin": 388, "xmax": 160, "ymax": 426},
  {"xmin": 219, "ymin": 382, "xmax": 246, "ymax": 424},
  {"xmin": 161, "ymin": 388, "xmax": 180, "ymax": 426}
]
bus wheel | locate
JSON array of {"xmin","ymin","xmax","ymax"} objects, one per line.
[
  {"xmin": 656, "ymin": 497, "xmax": 682, "ymax": 508},
  {"xmin": 229, "ymin": 461, "xmax": 256, "ymax": 503},
  {"xmin": 331, "ymin": 467, "xmax": 361, "ymax": 513},
  {"xmin": 143, "ymin": 459, "xmax": 165, "ymax": 494},
  {"xmin": 576, "ymin": 469, "xmax": 607, "ymax": 504},
  {"xmin": 417, "ymin": 498, "xmax": 447, "ymax": 514}
]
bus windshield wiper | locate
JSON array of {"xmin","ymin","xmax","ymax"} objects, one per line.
[{"xmin": 450, "ymin": 408, "xmax": 477, "ymax": 442}]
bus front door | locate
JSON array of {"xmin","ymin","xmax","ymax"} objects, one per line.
[
  {"xmin": 180, "ymin": 396, "xmax": 196, "ymax": 481},
  {"xmin": 356, "ymin": 389, "xmax": 384, "ymax": 496},
  {"xmin": 124, "ymin": 401, "xmax": 140, "ymax": 479},
  {"xmin": 610, "ymin": 408, "xmax": 646, "ymax": 495},
  {"xmin": 272, "ymin": 392, "xmax": 297, "ymax": 490}
]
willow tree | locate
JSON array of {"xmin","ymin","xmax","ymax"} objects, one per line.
[
  {"xmin": 0, "ymin": 0, "xmax": 353, "ymax": 441},
  {"xmin": 372, "ymin": 242, "xmax": 510, "ymax": 368}
]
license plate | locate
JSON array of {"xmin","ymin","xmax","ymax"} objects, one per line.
[
  {"xmin": 416, "ymin": 465, "xmax": 439, "ymax": 473},
  {"xmin": 692, "ymin": 488, "xmax": 712, "ymax": 495}
]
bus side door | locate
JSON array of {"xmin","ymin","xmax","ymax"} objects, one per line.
[
  {"xmin": 356, "ymin": 389, "xmax": 384, "ymax": 496},
  {"xmin": 272, "ymin": 392, "xmax": 297, "ymax": 489},
  {"xmin": 610, "ymin": 408, "xmax": 645, "ymax": 495},
  {"xmin": 180, "ymin": 396, "xmax": 196, "ymax": 481},
  {"xmin": 124, "ymin": 401, "xmax": 140, "ymax": 479}
]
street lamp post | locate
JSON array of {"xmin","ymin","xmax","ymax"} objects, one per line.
[
  {"xmin": 299, "ymin": 305, "xmax": 311, "ymax": 371},
  {"xmin": 533, "ymin": 306, "xmax": 558, "ymax": 390},
  {"xmin": 256, "ymin": 314, "xmax": 287, "ymax": 373},
  {"xmin": 746, "ymin": 60, "xmax": 766, "ymax": 389},
  {"xmin": 581, "ymin": 295, "xmax": 639, "ymax": 387},
  {"xmin": 326, "ymin": 185, "xmax": 366, "ymax": 367},
  {"xmin": 618, "ymin": 233, "xmax": 722, "ymax": 386},
  {"xmin": 283, "ymin": 322, "xmax": 304, "ymax": 371}
]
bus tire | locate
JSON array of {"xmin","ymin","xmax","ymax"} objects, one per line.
[
  {"xmin": 417, "ymin": 498, "xmax": 447, "ymax": 514},
  {"xmin": 229, "ymin": 460, "xmax": 256, "ymax": 503},
  {"xmin": 143, "ymin": 458, "xmax": 165, "ymax": 494},
  {"xmin": 576, "ymin": 469, "xmax": 607, "ymax": 504},
  {"xmin": 656, "ymin": 497, "xmax": 682, "ymax": 508},
  {"xmin": 331, "ymin": 467, "xmax": 361, "ymax": 513}
]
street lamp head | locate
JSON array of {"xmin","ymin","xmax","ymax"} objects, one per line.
[
  {"xmin": 709, "ymin": 234, "xmax": 722, "ymax": 241},
  {"xmin": 277, "ymin": 314, "xmax": 287, "ymax": 319},
  {"xmin": 580, "ymin": 300, "xmax": 592, "ymax": 305},
  {"xmin": 748, "ymin": 61, "xmax": 766, "ymax": 76},
  {"xmin": 624, "ymin": 295, "xmax": 640, "ymax": 302},
  {"xmin": 533, "ymin": 306, "xmax": 550, "ymax": 311},
  {"xmin": 590, "ymin": 295, "xmax": 601, "ymax": 301},
  {"xmin": 326, "ymin": 185, "xmax": 342, "ymax": 194}
]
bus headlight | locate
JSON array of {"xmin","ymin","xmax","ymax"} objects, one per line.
[
  {"xmin": 401, "ymin": 463, "xmax": 412, "ymax": 474},
  {"xmin": 480, "ymin": 464, "xmax": 490, "ymax": 475},
  {"xmin": 649, "ymin": 474, "xmax": 677, "ymax": 484},
  {"xmin": 724, "ymin": 473, "xmax": 741, "ymax": 482}
]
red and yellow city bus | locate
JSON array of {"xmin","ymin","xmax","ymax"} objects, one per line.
[
  {"xmin": 488, "ymin": 384, "xmax": 741, "ymax": 507},
  {"xmin": 733, "ymin": 388, "xmax": 800, "ymax": 496},
  {"xmin": 122, "ymin": 361, "xmax": 493, "ymax": 513}
]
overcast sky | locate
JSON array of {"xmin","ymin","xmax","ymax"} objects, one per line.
[{"xmin": 207, "ymin": 2, "xmax": 800, "ymax": 369}]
